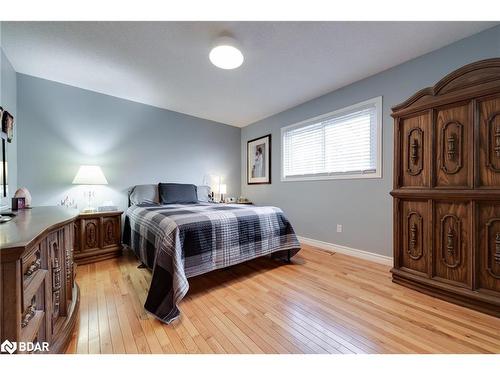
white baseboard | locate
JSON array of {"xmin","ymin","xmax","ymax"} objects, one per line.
[{"xmin": 297, "ymin": 236, "xmax": 393, "ymax": 266}]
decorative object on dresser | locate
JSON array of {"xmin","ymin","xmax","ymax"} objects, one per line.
[
  {"xmin": 11, "ymin": 197, "xmax": 25, "ymax": 210},
  {"xmin": 72, "ymin": 165, "xmax": 108, "ymax": 213},
  {"xmin": 0, "ymin": 207, "xmax": 80, "ymax": 353},
  {"xmin": 390, "ymin": 58, "xmax": 500, "ymax": 317},
  {"xmin": 14, "ymin": 187, "xmax": 33, "ymax": 208},
  {"xmin": 73, "ymin": 210, "xmax": 123, "ymax": 265}
]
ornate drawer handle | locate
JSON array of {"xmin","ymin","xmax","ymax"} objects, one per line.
[
  {"xmin": 495, "ymin": 233, "xmax": 500, "ymax": 264},
  {"xmin": 410, "ymin": 138, "xmax": 419, "ymax": 165},
  {"xmin": 24, "ymin": 258, "xmax": 41, "ymax": 278},
  {"xmin": 21, "ymin": 303, "xmax": 36, "ymax": 328}
]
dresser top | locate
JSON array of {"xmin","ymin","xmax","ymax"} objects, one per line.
[{"xmin": 0, "ymin": 206, "xmax": 79, "ymax": 254}]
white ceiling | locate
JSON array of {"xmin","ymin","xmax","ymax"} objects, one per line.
[{"xmin": 2, "ymin": 22, "xmax": 497, "ymax": 127}]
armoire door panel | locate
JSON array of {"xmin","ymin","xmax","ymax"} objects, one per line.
[
  {"xmin": 435, "ymin": 103, "xmax": 471, "ymax": 188},
  {"xmin": 433, "ymin": 201, "xmax": 471, "ymax": 287},
  {"xmin": 477, "ymin": 203, "xmax": 500, "ymax": 293},
  {"xmin": 400, "ymin": 200, "xmax": 429, "ymax": 275},
  {"xmin": 399, "ymin": 112, "xmax": 431, "ymax": 188},
  {"xmin": 478, "ymin": 95, "xmax": 500, "ymax": 188}
]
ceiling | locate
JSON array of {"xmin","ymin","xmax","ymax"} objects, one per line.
[{"xmin": 2, "ymin": 22, "xmax": 497, "ymax": 127}]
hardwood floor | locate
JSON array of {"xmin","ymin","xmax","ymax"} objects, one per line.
[{"xmin": 66, "ymin": 244, "xmax": 500, "ymax": 354}]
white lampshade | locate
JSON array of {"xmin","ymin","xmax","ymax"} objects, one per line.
[
  {"xmin": 219, "ymin": 184, "xmax": 227, "ymax": 195},
  {"xmin": 72, "ymin": 165, "xmax": 108, "ymax": 185}
]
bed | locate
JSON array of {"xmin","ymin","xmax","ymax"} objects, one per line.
[{"xmin": 123, "ymin": 184, "xmax": 301, "ymax": 323}]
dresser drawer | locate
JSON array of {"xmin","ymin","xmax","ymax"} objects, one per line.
[
  {"xmin": 22, "ymin": 243, "xmax": 42, "ymax": 283},
  {"xmin": 20, "ymin": 274, "xmax": 50, "ymax": 345}
]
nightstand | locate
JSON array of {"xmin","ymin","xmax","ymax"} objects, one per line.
[{"xmin": 74, "ymin": 210, "xmax": 123, "ymax": 264}]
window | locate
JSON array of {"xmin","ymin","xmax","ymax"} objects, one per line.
[{"xmin": 281, "ymin": 97, "xmax": 382, "ymax": 181}]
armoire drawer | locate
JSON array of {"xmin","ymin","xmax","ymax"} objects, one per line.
[
  {"xmin": 432, "ymin": 201, "xmax": 471, "ymax": 288},
  {"xmin": 397, "ymin": 111, "xmax": 432, "ymax": 188},
  {"xmin": 398, "ymin": 199, "xmax": 430, "ymax": 276},
  {"xmin": 477, "ymin": 202, "xmax": 500, "ymax": 294}
]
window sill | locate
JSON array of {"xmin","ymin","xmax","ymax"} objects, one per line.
[{"xmin": 281, "ymin": 172, "xmax": 382, "ymax": 182}]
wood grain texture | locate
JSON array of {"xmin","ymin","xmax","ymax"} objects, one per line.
[{"xmin": 66, "ymin": 245, "xmax": 500, "ymax": 354}]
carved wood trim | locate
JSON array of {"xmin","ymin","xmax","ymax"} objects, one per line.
[
  {"xmin": 391, "ymin": 58, "xmax": 500, "ymax": 113},
  {"xmin": 440, "ymin": 121, "xmax": 463, "ymax": 174},
  {"xmin": 486, "ymin": 112, "xmax": 500, "ymax": 173},
  {"xmin": 485, "ymin": 218, "xmax": 500, "ymax": 279},
  {"xmin": 103, "ymin": 219, "xmax": 116, "ymax": 247},
  {"xmin": 50, "ymin": 240, "xmax": 61, "ymax": 319},
  {"xmin": 85, "ymin": 221, "xmax": 98, "ymax": 249},
  {"xmin": 406, "ymin": 211, "xmax": 423, "ymax": 260},
  {"xmin": 440, "ymin": 214, "xmax": 462, "ymax": 269},
  {"xmin": 407, "ymin": 127, "xmax": 423, "ymax": 176}
]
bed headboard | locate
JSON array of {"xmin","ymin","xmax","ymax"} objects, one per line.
[{"xmin": 128, "ymin": 184, "xmax": 212, "ymax": 206}]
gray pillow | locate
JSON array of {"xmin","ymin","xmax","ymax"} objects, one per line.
[
  {"xmin": 158, "ymin": 183, "xmax": 198, "ymax": 204},
  {"xmin": 197, "ymin": 185, "xmax": 211, "ymax": 202},
  {"xmin": 129, "ymin": 184, "xmax": 159, "ymax": 205}
]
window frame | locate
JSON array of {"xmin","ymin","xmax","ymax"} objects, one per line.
[{"xmin": 280, "ymin": 96, "xmax": 383, "ymax": 182}]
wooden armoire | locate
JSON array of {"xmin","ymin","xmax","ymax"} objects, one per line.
[{"xmin": 390, "ymin": 58, "xmax": 500, "ymax": 317}]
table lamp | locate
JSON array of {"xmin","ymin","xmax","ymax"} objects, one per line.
[
  {"xmin": 72, "ymin": 165, "xmax": 108, "ymax": 213},
  {"xmin": 219, "ymin": 184, "xmax": 227, "ymax": 203}
]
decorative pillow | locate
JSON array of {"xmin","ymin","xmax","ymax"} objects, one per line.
[
  {"xmin": 158, "ymin": 183, "xmax": 198, "ymax": 204},
  {"xmin": 197, "ymin": 185, "xmax": 211, "ymax": 202},
  {"xmin": 129, "ymin": 184, "xmax": 159, "ymax": 205}
]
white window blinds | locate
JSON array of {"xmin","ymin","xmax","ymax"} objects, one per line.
[{"xmin": 282, "ymin": 97, "xmax": 382, "ymax": 181}]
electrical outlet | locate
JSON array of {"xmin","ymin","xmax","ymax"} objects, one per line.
[{"xmin": 336, "ymin": 224, "xmax": 343, "ymax": 233}]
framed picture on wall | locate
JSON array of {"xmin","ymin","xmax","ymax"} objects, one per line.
[
  {"xmin": 247, "ymin": 134, "xmax": 271, "ymax": 184},
  {"xmin": 1, "ymin": 110, "xmax": 14, "ymax": 143}
]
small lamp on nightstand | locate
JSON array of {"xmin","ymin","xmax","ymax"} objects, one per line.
[
  {"xmin": 219, "ymin": 184, "xmax": 227, "ymax": 203},
  {"xmin": 72, "ymin": 165, "xmax": 108, "ymax": 213}
]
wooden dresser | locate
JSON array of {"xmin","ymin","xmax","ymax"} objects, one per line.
[
  {"xmin": 74, "ymin": 211, "xmax": 123, "ymax": 265},
  {"xmin": 391, "ymin": 58, "xmax": 500, "ymax": 317},
  {"xmin": 0, "ymin": 207, "xmax": 80, "ymax": 353}
]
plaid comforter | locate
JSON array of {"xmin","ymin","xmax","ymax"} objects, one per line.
[{"xmin": 123, "ymin": 202, "xmax": 300, "ymax": 323}]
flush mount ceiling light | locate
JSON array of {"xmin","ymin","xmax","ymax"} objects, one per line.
[{"xmin": 209, "ymin": 36, "xmax": 244, "ymax": 70}]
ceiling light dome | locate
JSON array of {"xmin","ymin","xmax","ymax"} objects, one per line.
[{"xmin": 209, "ymin": 36, "xmax": 244, "ymax": 70}]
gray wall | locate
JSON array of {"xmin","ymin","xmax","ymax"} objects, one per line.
[
  {"xmin": 17, "ymin": 74, "xmax": 241, "ymax": 211},
  {"xmin": 0, "ymin": 47, "xmax": 18, "ymax": 205},
  {"xmin": 241, "ymin": 25, "xmax": 500, "ymax": 257}
]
